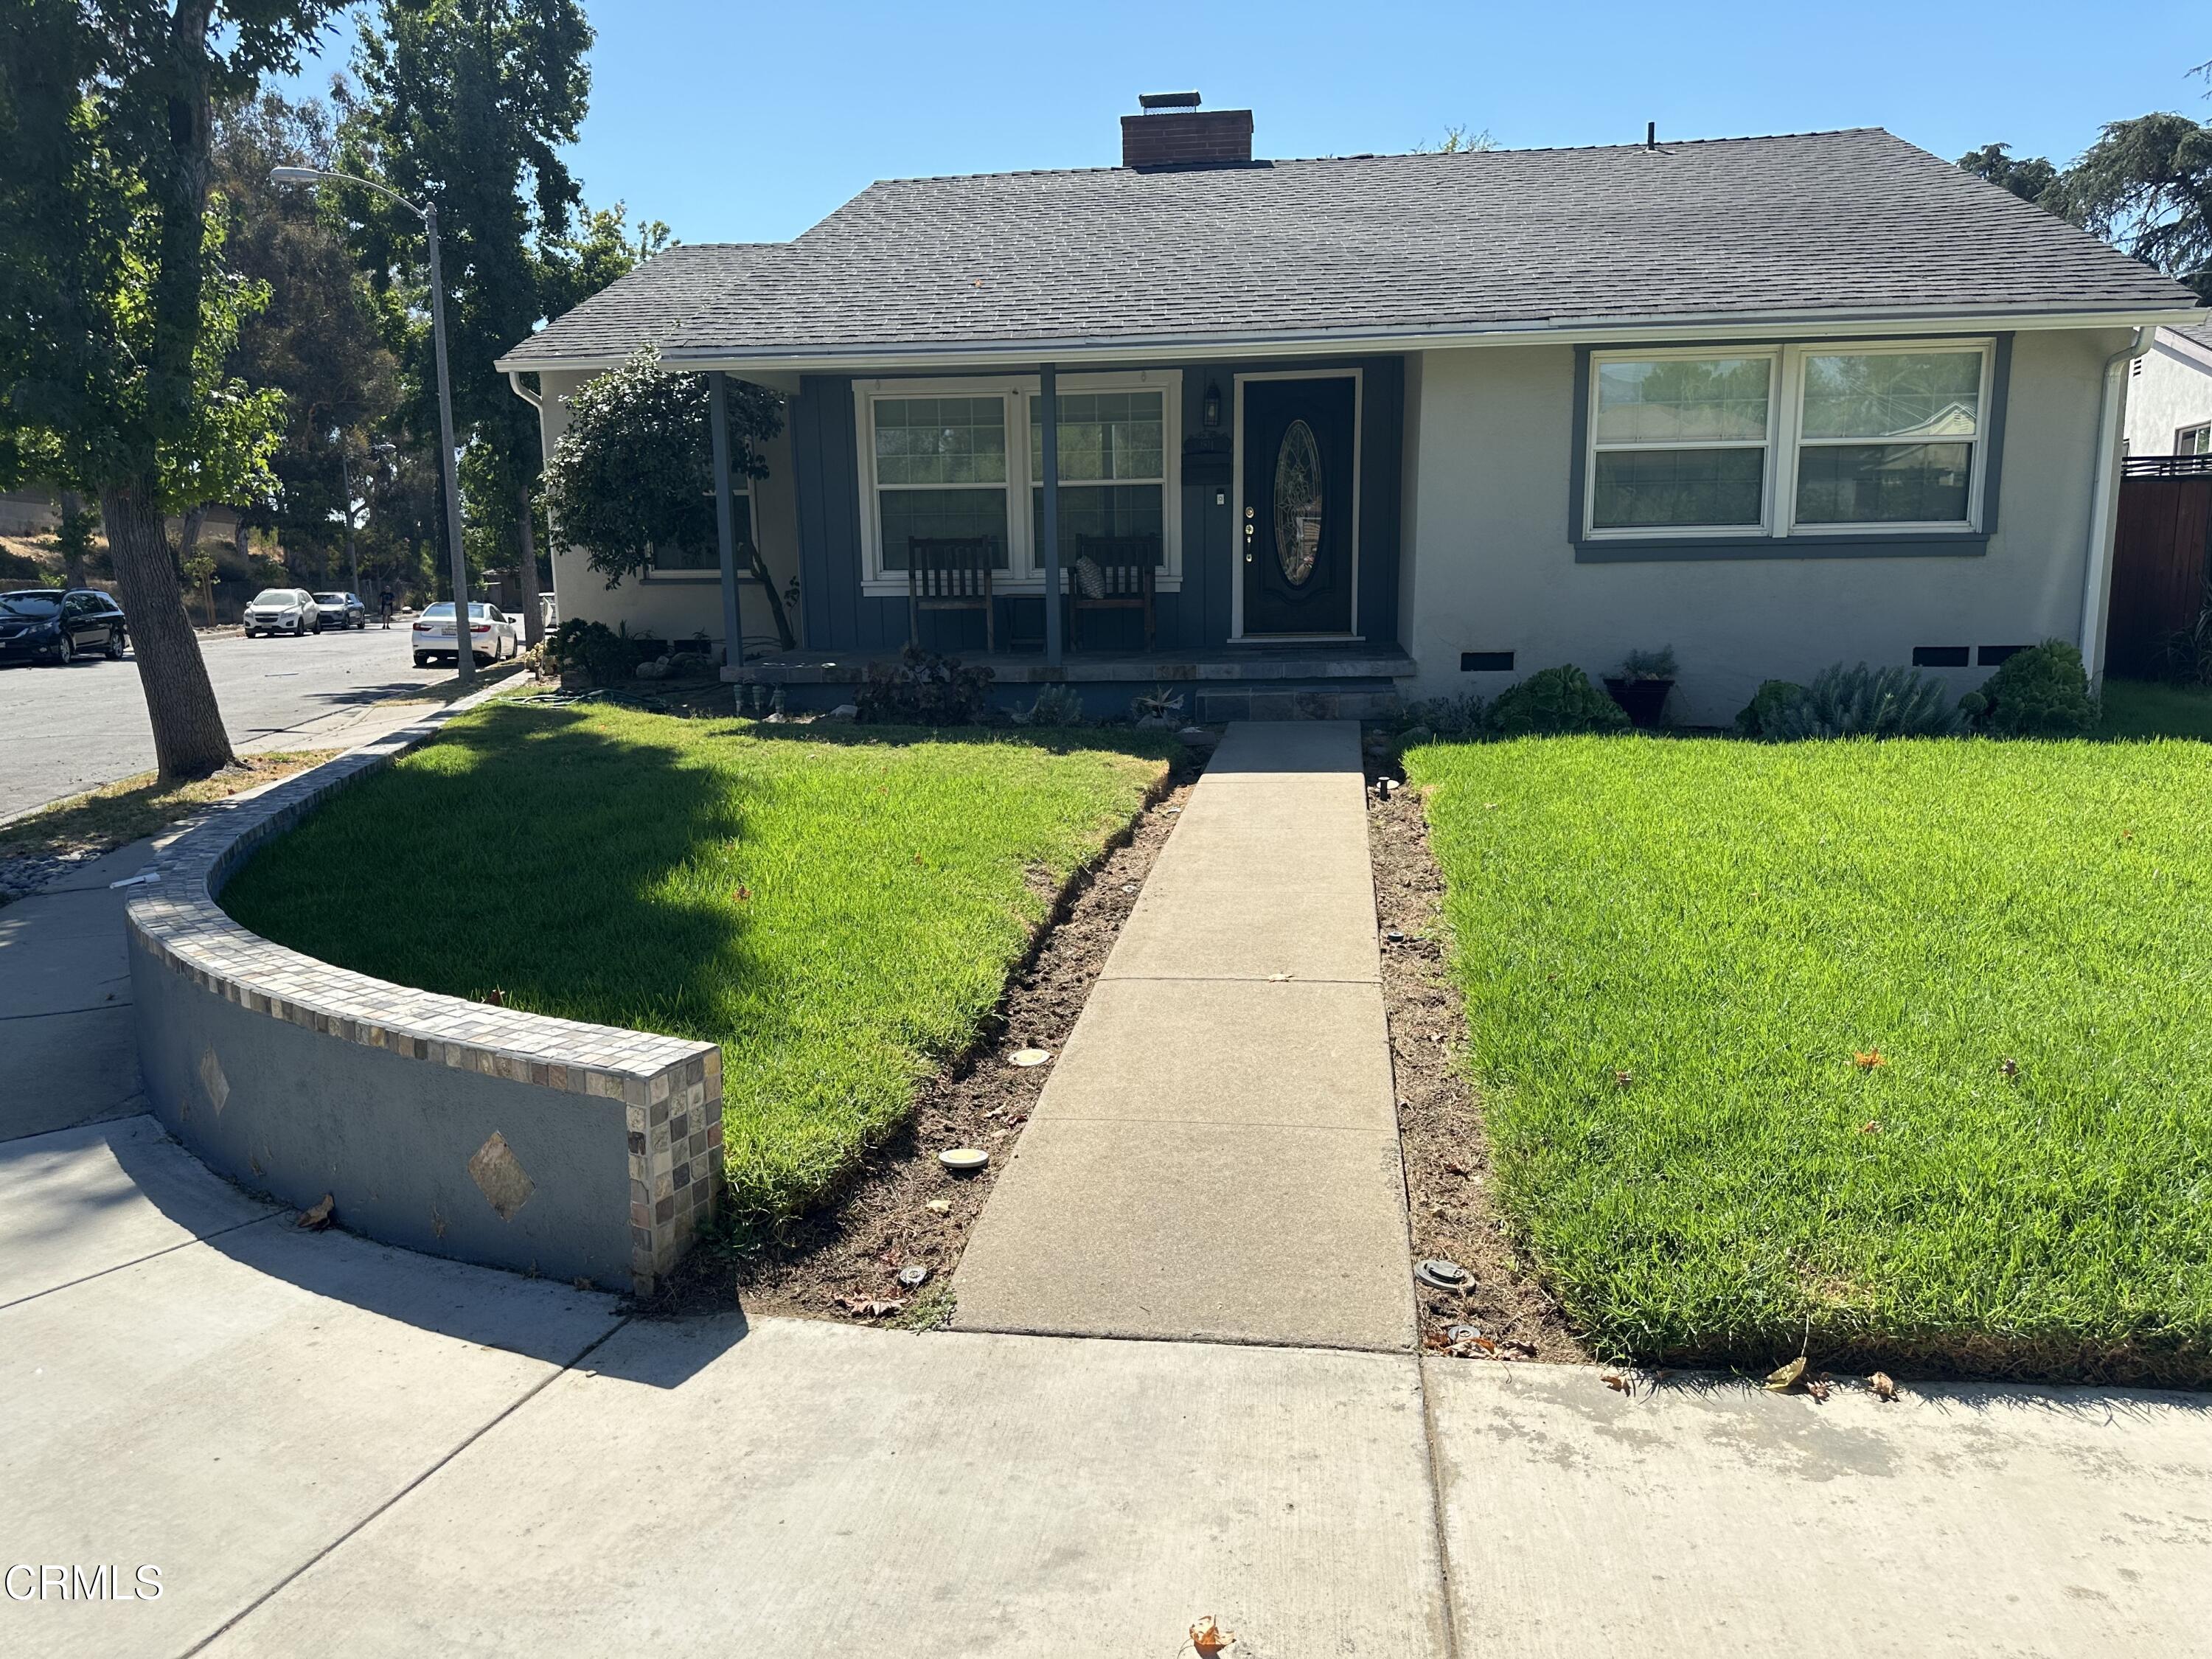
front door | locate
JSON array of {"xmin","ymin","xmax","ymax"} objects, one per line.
[{"xmin": 1242, "ymin": 375, "xmax": 1356, "ymax": 636}]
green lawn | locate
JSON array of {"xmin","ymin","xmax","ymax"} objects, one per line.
[
  {"xmin": 222, "ymin": 701, "xmax": 1166, "ymax": 1237},
  {"xmin": 1405, "ymin": 734, "xmax": 2212, "ymax": 1381},
  {"xmin": 2099, "ymin": 678, "xmax": 2212, "ymax": 742}
]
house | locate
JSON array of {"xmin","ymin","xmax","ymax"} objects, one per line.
[
  {"xmin": 2123, "ymin": 324, "xmax": 2212, "ymax": 461},
  {"xmin": 498, "ymin": 100, "xmax": 2202, "ymax": 723}
]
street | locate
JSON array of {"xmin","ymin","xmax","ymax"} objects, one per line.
[{"xmin": 0, "ymin": 623, "xmax": 468, "ymax": 821}]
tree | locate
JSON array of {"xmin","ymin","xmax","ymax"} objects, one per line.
[
  {"xmin": 543, "ymin": 349, "xmax": 794, "ymax": 650},
  {"xmin": 1955, "ymin": 142, "xmax": 2062, "ymax": 208},
  {"xmin": 337, "ymin": 0, "xmax": 591, "ymax": 641},
  {"xmin": 0, "ymin": 1, "xmax": 334, "ymax": 782},
  {"xmin": 2060, "ymin": 111, "xmax": 2212, "ymax": 299},
  {"xmin": 212, "ymin": 91, "xmax": 401, "ymax": 582}
]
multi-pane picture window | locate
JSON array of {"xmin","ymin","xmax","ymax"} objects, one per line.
[
  {"xmin": 1585, "ymin": 341, "xmax": 1993, "ymax": 538},
  {"xmin": 2180, "ymin": 424, "xmax": 2212, "ymax": 457},
  {"xmin": 1794, "ymin": 349, "xmax": 1983, "ymax": 526},
  {"xmin": 871, "ymin": 395, "xmax": 1009, "ymax": 570},
  {"xmin": 1027, "ymin": 390, "xmax": 1168, "ymax": 555},
  {"xmin": 858, "ymin": 376, "xmax": 1180, "ymax": 584}
]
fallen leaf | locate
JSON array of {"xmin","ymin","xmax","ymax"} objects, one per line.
[
  {"xmin": 1603, "ymin": 1373, "xmax": 1631, "ymax": 1394},
  {"xmin": 1853, "ymin": 1049, "xmax": 1886, "ymax": 1071},
  {"xmin": 1765, "ymin": 1355, "xmax": 1808, "ymax": 1393},
  {"xmin": 1870, "ymin": 1371, "xmax": 1899, "ymax": 1402},
  {"xmin": 1999, "ymin": 1057, "xmax": 2020, "ymax": 1080},
  {"xmin": 925, "ymin": 1198, "xmax": 951, "ymax": 1214},
  {"xmin": 1190, "ymin": 1614, "xmax": 1235, "ymax": 1655},
  {"xmin": 483, "ymin": 987, "xmax": 504, "ymax": 1007},
  {"xmin": 732, "ymin": 885, "xmax": 751, "ymax": 902},
  {"xmin": 296, "ymin": 1193, "xmax": 335, "ymax": 1231},
  {"xmin": 1805, "ymin": 1377, "xmax": 1833, "ymax": 1402},
  {"xmin": 1615, "ymin": 1069, "xmax": 1633, "ymax": 1089},
  {"xmin": 837, "ymin": 1297, "xmax": 904, "ymax": 1319},
  {"xmin": 1860, "ymin": 1120, "xmax": 1882, "ymax": 1135},
  {"xmin": 1267, "ymin": 972, "xmax": 1294, "ymax": 982}
]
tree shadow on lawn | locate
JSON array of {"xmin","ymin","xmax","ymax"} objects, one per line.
[{"xmin": 223, "ymin": 701, "xmax": 772, "ymax": 1046}]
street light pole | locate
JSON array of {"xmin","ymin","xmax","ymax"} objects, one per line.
[{"xmin": 271, "ymin": 164, "xmax": 473, "ymax": 683}]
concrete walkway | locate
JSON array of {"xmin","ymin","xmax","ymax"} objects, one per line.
[{"xmin": 952, "ymin": 721, "xmax": 1414, "ymax": 1352}]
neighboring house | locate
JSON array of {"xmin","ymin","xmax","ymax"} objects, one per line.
[
  {"xmin": 500, "ymin": 100, "xmax": 2202, "ymax": 721},
  {"xmin": 2123, "ymin": 324, "xmax": 2212, "ymax": 460}
]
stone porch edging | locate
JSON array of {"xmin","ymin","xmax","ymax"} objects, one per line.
[{"xmin": 124, "ymin": 684, "xmax": 720, "ymax": 1293}]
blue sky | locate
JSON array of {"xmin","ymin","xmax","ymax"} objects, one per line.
[{"xmin": 282, "ymin": 1, "xmax": 2209, "ymax": 244}]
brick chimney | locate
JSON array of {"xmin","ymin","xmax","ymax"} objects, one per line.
[{"xmin": 1121, "ymin": 91, "xmax": 1253, "ymax": 170}]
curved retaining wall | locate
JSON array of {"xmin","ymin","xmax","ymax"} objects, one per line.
[{"xmin": 126, "ymin": 693, "xmax": 720, "ymax": 1294}]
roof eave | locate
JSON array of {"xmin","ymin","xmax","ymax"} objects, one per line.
[{"xmin": 640, "ymin": 300, "xmax": 2204, "ymax": 377}]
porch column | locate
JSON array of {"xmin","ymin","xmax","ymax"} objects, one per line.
[
  {"xmin": 708, "ymin": 369, "xmax": 744, "ymax": 669},
  {"xmin": 1039, "ymin": 361, "xmax": 1064, "ymax": 667}
]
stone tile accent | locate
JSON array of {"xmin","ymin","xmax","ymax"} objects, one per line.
[{"xmin": 123, "ymin": 683, "xmax": 721, "ymax": 1293}]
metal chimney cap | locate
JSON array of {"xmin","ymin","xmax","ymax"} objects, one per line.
[{"xmin": 1138, "ymin": 91, "xmax": 1203, "ymax": 112}]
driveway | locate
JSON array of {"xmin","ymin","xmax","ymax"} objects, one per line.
[{"xmin": 0, "ymin": 624, "xmax": 467, "ymax": 821}]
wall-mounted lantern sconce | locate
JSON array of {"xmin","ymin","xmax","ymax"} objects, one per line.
[{"xmin": 1202, "ymin": 380, "xmax": 1222, "ymax": 430}]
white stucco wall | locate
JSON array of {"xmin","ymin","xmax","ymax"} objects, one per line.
[
  {"xmin": 532, "ymin": 368, "xmax": 802, "ymax": 651},
  {"xmin": 2122, "ymin": 330, "xmax": 2212, "ymax": 456},
  {"xmin": 1400, "ymin": 329, "xmax": 2129, "ymax": 724}
]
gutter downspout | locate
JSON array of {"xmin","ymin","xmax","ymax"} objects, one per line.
[
  {"xmin": 507, "ymin": 370, "xmax": 553, "ymax": 644},
  {"xmin": 2079, "ymin": 329, "xmax": 2152, "ymax": 689}
]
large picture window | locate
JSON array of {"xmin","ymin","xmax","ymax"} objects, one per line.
[
  {"xmin": 1583, "ymin": 340, "xmax": 1994, "ymax": 541},
  {"xmin": 856, "ymin": 373, "xmax": 1181, "ymax": 588}
]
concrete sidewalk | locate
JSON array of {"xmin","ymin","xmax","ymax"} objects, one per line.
[{"xmin": 951, "ymin": 720, "xmax": 1414, "ymax": 1352}]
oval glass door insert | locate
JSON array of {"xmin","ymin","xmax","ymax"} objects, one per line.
[{"xmin": 1273, "ymin": 420, "xmax": 1324, "ymax": 586}]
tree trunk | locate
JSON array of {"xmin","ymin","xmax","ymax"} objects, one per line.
[
  {"xmin": 58, "ymin": 490, "xmax": 89, "ymax": 588},
  {"xmin": 100, "ymin": 480, "xmax": 234, "ymax": 782},
  {"xmin": 746, "ymin": 543, "xmax": 796, "ymax": 650},
  {"xmin": 515, "ymin": 484, "xmax": 544, "ymax": 645}
]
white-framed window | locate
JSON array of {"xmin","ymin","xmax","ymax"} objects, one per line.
[
  {"xmin": 855, "ymin": 372, "xmax": 1181, "ymax": 592},
  {"xmin": 1584, "ymin": 338, "xmax": 1996, "ymax": 540},
  {"xmin": 2180, "ymin": 423, "xmax": 2212, "ymax": 457},
  {"xmin": 647, "ymin": 481, "xmax": 751, "ymax": 579}
]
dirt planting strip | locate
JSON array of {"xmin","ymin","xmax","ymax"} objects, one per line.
[{"xmin": 1366, "ymin": 770, "xmax": 1590, "ymax": 1367}]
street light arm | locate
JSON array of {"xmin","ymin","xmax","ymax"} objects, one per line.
[{"xmin": 268, "ymin": 164, "xmax": 425, "ymax": 222}]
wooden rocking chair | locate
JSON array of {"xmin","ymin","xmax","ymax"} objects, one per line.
[{"xmin": 906, "ymin": 535, "xmax": 998, "ymax": 652}]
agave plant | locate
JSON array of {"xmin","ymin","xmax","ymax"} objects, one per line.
[{"xmin": 1766, "ymin": 662, "xmax": 1969, "ymax": 740}]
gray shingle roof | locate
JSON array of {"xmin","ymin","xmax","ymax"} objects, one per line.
[
  {"xmin": 505, "ymin": 130, "xmax": 2200, "ymax": 369},
  {"xmin": 498, "ymin": 243, "xmax": 774, "ymax": 369}
]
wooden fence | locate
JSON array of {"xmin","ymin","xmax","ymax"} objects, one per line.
[{"xmin": 2107, "ymin": 456, "xmax": 2212, "ymax": 679}]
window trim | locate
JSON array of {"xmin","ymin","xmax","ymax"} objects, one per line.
[
  {"xmin": 854, "ymin": 370, "xmax": 1183, "ymax": 595},
  {"xmin": 2178, "ymin": 423, "xmax": 2212, "ymax": 458},
  {"xmin": 1574, "ymin": 335, "xmax": 2006, "ymax": 557}
]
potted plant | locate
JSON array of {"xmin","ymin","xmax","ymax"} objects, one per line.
[{"xmin": 1603, "ymin": 646, "xmax": 1677, "ymax": 729}]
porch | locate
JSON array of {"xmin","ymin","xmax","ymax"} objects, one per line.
[{"xmin": 726, "ymin": 642, "xmax": 1415, "ymax": 722}]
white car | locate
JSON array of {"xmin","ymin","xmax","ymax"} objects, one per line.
[
  {"xmin": 411, "ymin": 601, "xmax": 519, "ymax": 667},
  {"xmin": 243, "ymin": 588, "xmax": 321, "ymax": 637}
]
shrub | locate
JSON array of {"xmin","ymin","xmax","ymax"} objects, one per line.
[
  {"xmin": 1016, "ymin": 683, "xmax": 1088, "ymax": 727},
  {"xmin": 1616, "ymin": 644, "xmax": 1678, "ymax": 681},
  {"xmin": 1484, "ymin": 666, "xmax": 1632, "ymax": 737},
  {"xmin": 1978, "ymin": 639, "xmax": 2098, "ymax": 737},
  {"xmin": 1399, "ymin": 692, "xmax": 1486, "ymax": 737},
  {"xmin": 1765, "ymin": 663, "xmax": 1968, "ymax": 740},
  {"xmin": 1734, "ymin": 679, "xmax": 1806, "ymax": 738},
  {"xmin": 856, "ymin": 647, "xmax": 995, "ymax": 726},
  {"xmin": 546, "ymin": 618, "xmax": 649, "ymax": 684}
]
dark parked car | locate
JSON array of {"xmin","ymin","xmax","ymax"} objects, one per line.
[
  {"xmin": 312, "ymin": 591, "xmax": 367, "ymax": 630},
  {"xmin": 0, "ymin": 588, "xmax": 128, "ymax": 667}
]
